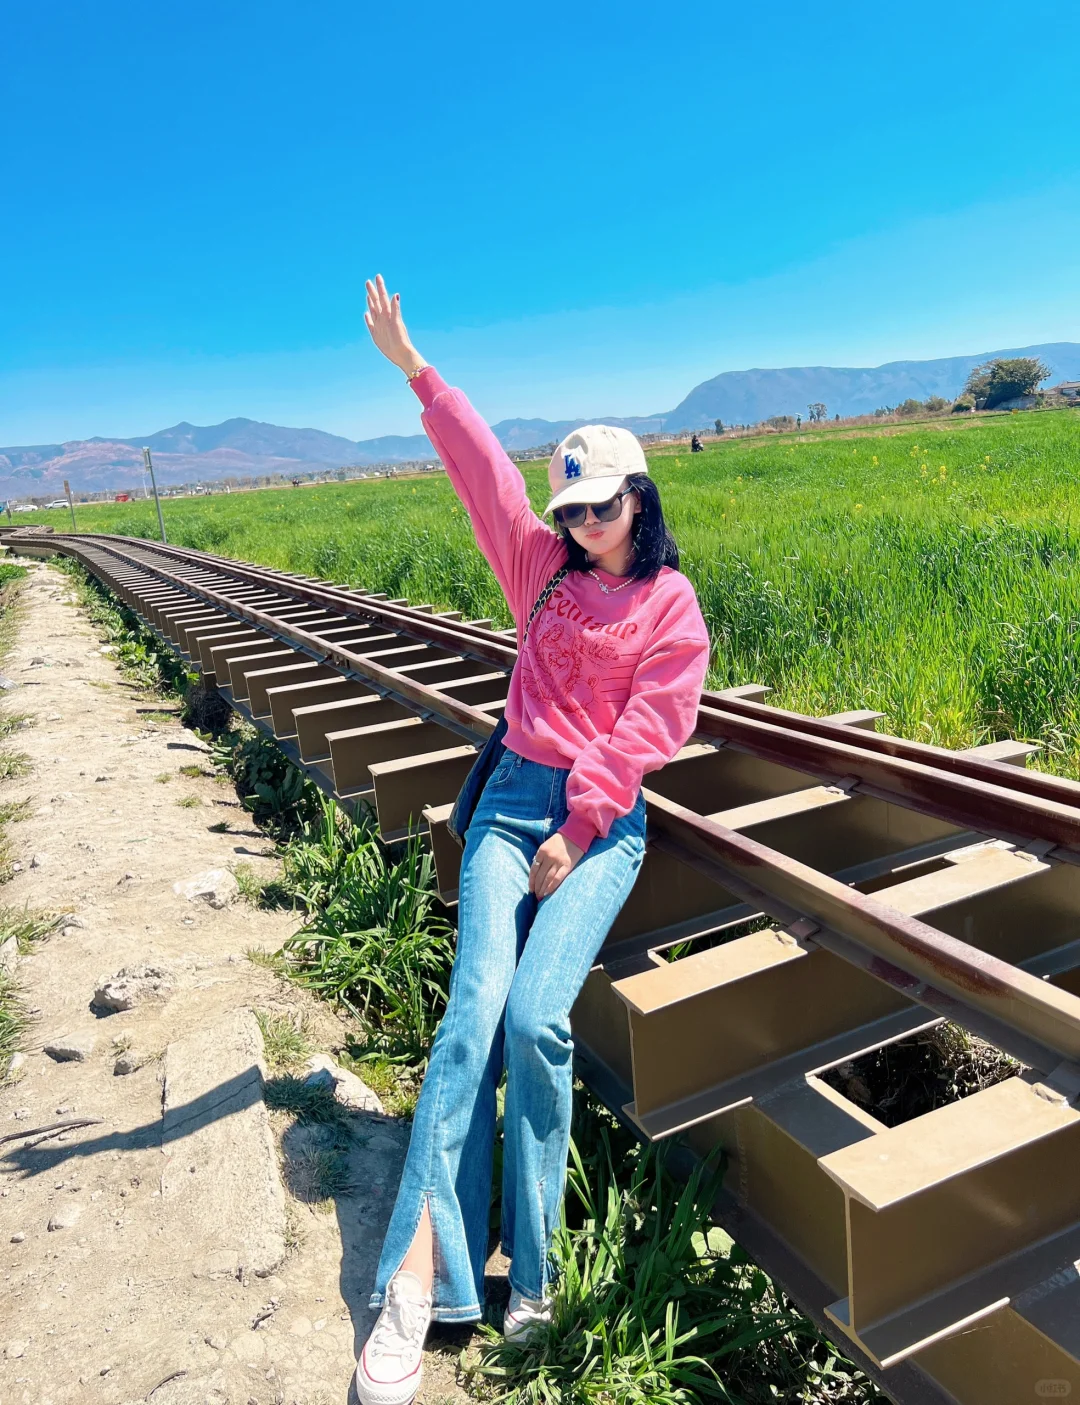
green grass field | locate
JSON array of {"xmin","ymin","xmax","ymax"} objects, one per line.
[{"xmin": 18, "ymin": 407, "xmax": 1080, "ymax": 772}]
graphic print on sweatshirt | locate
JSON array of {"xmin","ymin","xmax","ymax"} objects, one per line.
[{"xmin": 520, "ymin": 589, "xmax": 642, "ymax": 718}]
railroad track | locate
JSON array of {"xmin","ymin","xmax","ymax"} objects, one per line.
[{"xmin": 9, "ymin": 528, "xmax": 1080, "ymax": 1405}]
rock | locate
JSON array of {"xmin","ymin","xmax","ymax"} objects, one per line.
[
  {"xmin": 113, "ymin": 1054, "xmax": 142, "ymax": 1076},
  {"xmin": 61, "ymin": 913, "xmax": 85, "ymax": 928},
  {"xmin": 94, "ymin": 963, "xmax": 174, "ymax": 1012},
  {"xmin": 46, "ymin": 713, "xmax": 62, "ymax": 721},
  {"xmin": 205, "ymin": 1334, "xmax": 227, "ymax": 1351},
  {"xmin": 29, "ymin": 853, "xmax": 49, "ymax": 869},
  {"xmin": 48, "ymin": 1203, "xmax": 82, "ymax": 1231},
  {"xmin": 0, "ymin": 936, "xmax": 18, "ymax": 976},
  {"xmin": 10, "ymin": 1231, "xmax": 25, "ymax": 1243},
  {"xmin": 6, "ymin": 1340, "xmax": 27, "ymax": 1358},
  {"xmin": 229, "ymin": 1332, "xmax": 266, "ymax": 1365},
  {"xmin": 0, "ymin": 676, "xmax": 17, "ymax": 690},
  {"xmin": 94, "ymin": 774, "xmax": 110, "ymax": 783},
  {"xmin": 7, "ymin": 1051, "xmax": 26, "ymax": 1074},
  {"xmin": 172, "ymin": 869, "xmax": 239, "ymax": 910},
  {"xmin": 303, "ymin": 1054, "xmax": 385, "ymax": 1114},
  {"xmin": 44, "ymin": 1034, "xmax": 96, "ymax": 1062},
  {"xmin": 99, "ymin": 645, "xmax": 117, "ymax": 654},
  {"xmin": 289, "ymin": 1316, "xmax": 312, "ymax": 1336},
  {"xmin": 162, "ymin": 1010, "xmax": 286, "ymax": 1279}
]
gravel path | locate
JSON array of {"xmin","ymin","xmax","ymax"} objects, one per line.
[{"xmin": 0, "ymin": 561, "xmax": 471, "ymax": 1405}]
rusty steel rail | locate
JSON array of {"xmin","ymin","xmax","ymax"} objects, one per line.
[{"xmin": 10, "ymin": 529, "xmax": 1080, "ymax": 1405}]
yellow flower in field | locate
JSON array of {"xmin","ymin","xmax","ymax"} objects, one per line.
[
  {"xmin": 871, "ymin": 455, "xmax": 878, "ymax": 465},
  {"xmin": 854, "ymin": 503, "xmax": 864, "ymax": 511},
  {"xmin": 984, "ymin": 455, "xmax": 991, "ymax": 463},
  {"xmin": 921, "ymin": 465, "xmax": 928, "ymax": 477},
  {"xmin": 939, "ymin": 466, "xmax": 947, "ymax": 479},
  {"xmin": 729, "ymin": 498, "xmax": 736, "ymax": 506},
  {"xmin": 721, "ymin": 513, "xmax": 726, "ymax": 519}
]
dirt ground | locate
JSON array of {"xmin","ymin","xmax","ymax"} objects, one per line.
[{"xmin": 0, "ymin": 562, "xmax": 475, "ymax": 1405}]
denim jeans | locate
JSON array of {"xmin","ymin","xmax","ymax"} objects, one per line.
[{"xmin": 369, "ymin": 751, "xmax": 646, "ymax": 1322}]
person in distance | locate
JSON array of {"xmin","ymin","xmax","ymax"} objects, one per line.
[{"xmin": 354, "ymin": 275, "xmax": 710, "ymax": 1405}]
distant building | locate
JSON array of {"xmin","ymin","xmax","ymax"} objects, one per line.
[{"xmin": 1049, "ymin": 381, "xmax": 1080, "ymax": 400}]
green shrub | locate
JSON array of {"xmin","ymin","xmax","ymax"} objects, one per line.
[{"xmin": 280, "ymin": 797, "xmax": 454, "ymax": 1066}]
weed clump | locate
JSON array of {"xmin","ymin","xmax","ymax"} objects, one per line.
[
  {"xmin": 255, "ymin": 1009, "xmax": 316, "ymax": 1071},
  {"xmin": 0, "ymin": 907, "xmax": 62, "ymax": 1077},
  {"xmin": 821, "ymin": 1022, "xmax": 1018, "ymax": 1126},
  {"xmin": 279, "ymin": 797, "xmax": 453, "ymax": 1068},
  {"xmin": 209, "ymin": 721, "xmax": 320, "ymax": 832},
  {"xmin": 264, "ymin": 1073, "xmax": 359, "ymax": 1207}
]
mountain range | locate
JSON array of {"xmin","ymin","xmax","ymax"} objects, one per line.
[{"xmin": 4, "ymin": 342, "xmax": 1077, "ymax": 500}]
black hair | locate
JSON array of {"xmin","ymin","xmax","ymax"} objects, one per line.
[{"xmin": 557, "ymin": 474, "xmax": 680, "ymax": 581}]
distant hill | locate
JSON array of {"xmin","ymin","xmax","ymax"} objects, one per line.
[
  {"xmin": 661, "ymin": 342, "xmax": 1080, "ymax": 429},
  {"xmin": 490, "ymin": 415, "xmax": 666, "ymax": 452},
  {"xmin": 0, "ymin": 419, "xmax": 440, "ymax": 500},
  {"xmin": 4, "ymin": 342, "xmax": 1077, "ymax": 499}
]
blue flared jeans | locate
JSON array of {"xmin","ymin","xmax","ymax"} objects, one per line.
[{"xmin": 369, "ymin": 751, "xmax": 646, "ymax": 1322}]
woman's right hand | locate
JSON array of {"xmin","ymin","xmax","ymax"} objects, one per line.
[{"xmin": 364, "ymin": 274, "xmax": 427, "ymax": 376}]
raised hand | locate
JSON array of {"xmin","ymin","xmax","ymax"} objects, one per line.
[{"xmin": 364, "ymin": 274, "xmax": 427, "ymax": 375}]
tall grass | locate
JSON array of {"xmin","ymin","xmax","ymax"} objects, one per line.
[{"xmin": 27, "ymin": 408, "xmax": 1080, "ymax": 767}]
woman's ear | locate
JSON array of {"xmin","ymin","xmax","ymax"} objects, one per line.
[{"xmin": 632, "ymin": 493, "xmax": 642, "ymax": 515}]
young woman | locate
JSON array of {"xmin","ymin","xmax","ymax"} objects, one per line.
[{"xmin": 355, "ymin": 276, "xmax": 710, "ymax": 1405}]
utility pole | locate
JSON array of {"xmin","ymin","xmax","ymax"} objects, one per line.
[
  {"xmin": 63, "ymin": 479, "xmax": 77, "ymax": 532},
  {"xmin": 143, "ymin": 447, "xmax": 167, "ymax": 543}
]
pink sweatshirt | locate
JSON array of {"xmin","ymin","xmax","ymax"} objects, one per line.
[{"xmin": 412, "ymin": 368, "xmax": 710, "ymax": 854}]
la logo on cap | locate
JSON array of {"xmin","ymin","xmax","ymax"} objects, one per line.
[{"xmin": 563, "ymin": 454, "xmax": 582, "ymax": 479}]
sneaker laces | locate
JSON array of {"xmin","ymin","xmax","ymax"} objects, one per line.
[{"xmin": 371, "ymin": 1276, "xmax": 430, "ymax": 1362}]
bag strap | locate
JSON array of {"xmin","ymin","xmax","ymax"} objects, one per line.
[{"xmin": 525, "ymin": 563, "xmax": 569, "ymax": 638}]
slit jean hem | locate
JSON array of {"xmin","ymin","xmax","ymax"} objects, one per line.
[{"xmin": 367, "ymin": 1293, "xmax": 483, "ymax": 1324}]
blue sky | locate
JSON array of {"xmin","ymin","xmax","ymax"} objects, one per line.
[{"xmin": 2, "ymin": 0, "xmax": 1078, "ymax": 443}]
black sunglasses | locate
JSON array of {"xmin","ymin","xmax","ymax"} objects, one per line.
[{"xmin": 554, "ymin": 489, "xmax": 632, "ymax": 530}]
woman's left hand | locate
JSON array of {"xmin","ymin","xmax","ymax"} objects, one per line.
[{"xmin": 529, "ymin": 833, "xmax": 584, "ymax": 899}]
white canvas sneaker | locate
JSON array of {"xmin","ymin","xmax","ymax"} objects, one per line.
[
  {"xmin": 503, "ymin": 1287, "xmax": 553, "ymax": 1342},
  {"xmin": 354, "ymin": 1271, "xmax": 433, "ymax": 1405}
]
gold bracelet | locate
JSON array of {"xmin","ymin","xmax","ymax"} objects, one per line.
[{"xmin": 405, "ymin": 364, "xmax": 429, "ymax": 382}]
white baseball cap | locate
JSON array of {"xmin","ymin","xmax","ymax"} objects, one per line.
[{"xmin": 543, "ymin": 424, "xmax": 649, "ymax": 516}]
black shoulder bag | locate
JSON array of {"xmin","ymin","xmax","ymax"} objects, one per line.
[{"xmin": 446, "ymin": 564, "xmax": 569, "ymax": 848}]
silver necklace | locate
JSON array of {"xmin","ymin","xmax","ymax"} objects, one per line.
[{"xmin": 587, "ymin": 568, "xmax": 635, "ymax": 595}]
